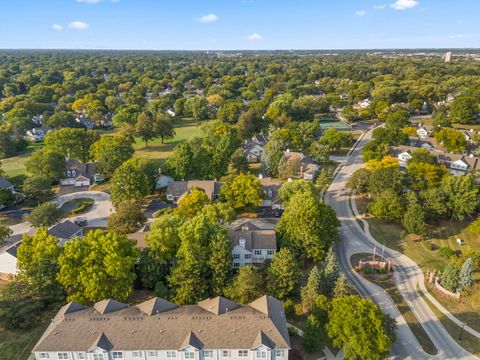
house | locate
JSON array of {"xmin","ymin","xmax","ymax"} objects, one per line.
[
  {"xmin": 166, "ymin": 109, "xmax": 176, "ymax": 117},
  {"xmin": 75, "ymin": 115, "xmax": 95, "ymax": 130},
  {"xmin": 156, "ymin": 174, "xmax": 174, "ymax": 189},
  {"xmin": 438, "ymin": 153, "xmax": 480, "ymax": 177},
  {"xmin": 259, "ymin": 176, "xmax": 283, "ymax": 210},
  {"xmin": 416, "ymin": 124, "xmax": 434, "ymax": 138},
  {"xmin": 229, "ymin": 220, "xmax": 277, "ymax": 268},
  {"xmin": 243, "ymin": 141, "xmax": 265, "ymax": 163},
  {"xmin": 358, "ymin": 98, "xmax": 371, "ymax": 109},
  {"xmin": 282, "ymin": 150, "xmax": 320, "ymax": 180},
  {"xmin": 0, "ymin": 241, "xmax": 21, "ymax": 278},
  {"xmin": 48, "ymin": 220, "xmax": 83, "ymax": 246},
  {"xmin": 0, "ymin": 176, "xmax": 24, "ymax": 208},
  {"xmin": 60, "ymin": 160, "xmax": 96, "ymax": 187},
  {"xmin": 32, "ymin": 114, "xmax": 43, "ymax": 125},
  {"xmin": 32, "ymin": 295, "xmax": 290, "ymax": 360},
  {"xmin": 409, "ymin": 137, "xmax": 437, "ymax": 152},
  {"xmin": 25, "ymin": 126, "xmax": 50, "ymax": 142},
  {"xmin": 166, "ymin": 180, "xmax": 223, "ymax": 203}
]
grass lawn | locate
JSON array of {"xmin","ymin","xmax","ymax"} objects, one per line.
[
  {"xmin": 1, "ymin": 143, "xmax": 43, "ymax": 187},
  {"xmin": 356, "ymin": 196, "xmax": 480, "ymax": 332},
  {"xmin": 60, "ymin": 198, "xmax": 95, "ymax": 215},
  {"xmin": 0, "ymin": 319, "xmax": 51, "ymax": 360},
  {"xmin": 133, "ymin": 117, "xmax": 202, "ymax": 167}
]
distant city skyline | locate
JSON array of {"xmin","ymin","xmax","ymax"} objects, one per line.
[{"xmin": 1, "ymin": 0, "xmax": 479, "ymax": 50}]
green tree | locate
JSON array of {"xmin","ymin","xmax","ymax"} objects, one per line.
[
  {"xmin": 0, "ymin": 224, "xmax": 12, "ymax": 246},
  {"xmin": 277, "ymin": 192, "xmax": 339, "ymax": 262},
  {"xmin": 135, "ymin": 112, "xmax": 156, "ymax": 147},
  {"xmin": 225, "ymin": 265, "xmax": 265, "ymax": 304},
  {"xmin": 434, "ymin": 128, "xmax": 468, "ymax": 153},
  {"xmin": 23, "ymin": 175, "xmax": 52, "ymax": 203},
  {"xmin": 91, "ymin": 134, "xmax": 134, "ymax": 178},
  {"xmin": 154, "ymin": 112, "xmax": 176, "ymax": 144},
  {"xmin": 44, "ymin": 111, "xmax": 77, "ymax": 128},
  {"xmin": 107, "ymin": 200, "xmax": 146, "ymax": 234},
  {"xmin": 16, "ymin": 229, "xmax": 64, "ymax": 302},
  {"xmin": 441, "ymin": 262, "xmax": 460, "ymax": 293},
  {"xmin": 367, "ymin": 167, "xmax": 403, "ymax": 198},
  {"xmin": 322, "ymin": 246, "xmax": 339, "ymax": 297},
  {"xmin": 220, "ymin": 173, "xmax": 263, "ymax": 211},
  {"xmin": 333, "ymin": 275, "xmax": 351, "ymax": 298},
  {"xmin": 347, "ymin": 168, "xmax": 371, "ymax": 194},
  {"xmin": 327, "ymin": 296, "xmax": 395, "ymax": 360},
  {"xmin": 110, "ymin": 157, "xmax": 157, "ymax": 205},
  {"xmin": 57, "ymin": 230, "xmax": 139, "ymax": 303},
  {"xmin": 279, "ymin": 179, "xmax": 318, "ymax": 204},
  {"xmin": 44, "ymin": 128, "xmax": 99, "ymax": 162},
  {"xmin": 25, "ymin": 149, "xmax": 65, "ymax": 181},
  {"xmin": 208, "ymin": 233, "xmax": 233, "ymax": 296},
  {"xmin": 319, "ymin": 128, "xmax": 352, "ymax": 151},
  {"xmin": 441, "ymin": 174, "xmax": 480, "ymax": 221},
  {"xmin": 146, "ymin": 214, "xmax": 183, "ymax": 263},
  {"xmin": 458, "ymin": 258, "xmax": 473, "ymax": 291},
  {"xmin": 449, "ymin": 95, "xmax": 478, "ymax": 124},
  {"xmin": 368, "ymin": 189, "xmax": 404, "ymax": 222},
  {"xmin": 202, "ymin": 202, "xmax": 236, "ymax": 225},
  {"xmin": 26, "ymin": 202, "xmax": 65, "ymax": 227},
  {"xmin": 176, "ymin": 188, "xmax": 209, "ymax": 218},
  {"xmin": 402, "ymin": 192, "xmax": 427, "ymax": 236},
  {"xmin": 302, "ymin": 314, "xmax": 325, "ymax": 353},
  {"xmin": 266, "ymin": 248, "xmax": 299, "ymax": 300},
  {"xmin": 301, "ymin": 266, "xmax": 322, "ymax": 312},
  {"xmin": 137, "ymin": 248, "xmax": 169, "ymax": 290},
  {"xmin": 228, "ymin": 148, "xmax": 249, "ymax": 174}
]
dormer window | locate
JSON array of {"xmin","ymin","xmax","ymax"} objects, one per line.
[
  {"xmin": 239, "ymin": 237, "xmax": 246, "ymax": 248},
  {"xmin": 256, "ymin": 350, "xmax": 266, "ymax": 359},
  {"xmin": 184, "ymin": 352, "xmax": 195, "ymax": 360}
]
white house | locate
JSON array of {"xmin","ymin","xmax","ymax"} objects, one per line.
[
  {"xmin": 32, "ymin": 296, "xmax": 291, "ymax": 360},
  {"xmin": 416, "ymin": 125, "xmax": 434, "ymax": 139},
  {"xmin": 60, "ymin": 160, "xmax": 96, "ymax": 187},
  {"xmin": 358, "ymin": 98, "xmax": 371, "ymax": 109},
  {"xmin": 229, "ymin": 220, "xmax": 277, "ymax": 268},
  {"xmin": 0, "ymin": 241, "xmax": 21, "ymax": 277},
  {"xmin": 282, "ymin": 150, "xmax": 320, "ymax": 180}
]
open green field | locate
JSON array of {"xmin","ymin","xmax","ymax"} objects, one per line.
[
  {"xmin": 356, "ymin": 196, "xmax": 480, "ymax": 332},
  {"xmin": 133, "ymin": 117, "xmax": 202, "ymax": 167}
]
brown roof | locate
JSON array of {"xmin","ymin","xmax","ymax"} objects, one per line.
[
  {"xmin": 166, "ymin": 181, "xmax": 223, "ymax": 200},
  {"xmin": 32, "ymin": 296, "xmax": 290, "ymax": 352}
]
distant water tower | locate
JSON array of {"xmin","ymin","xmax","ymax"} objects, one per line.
[{"xmin": 444, "ymin": 51, "xmax": 452, "ymax": 62}]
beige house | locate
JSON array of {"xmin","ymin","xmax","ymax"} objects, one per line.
[{"xmin": 32, "ymin": 296, "xmax": 290, "ymax": 360}]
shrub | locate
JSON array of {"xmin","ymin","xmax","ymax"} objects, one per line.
[
  {"xmin": 283, "ymin": 299, "xmax": 295, "ymax": 317},
  {"xmin": 440, "ymin": 246, "xmax": 454, "ymax": 258},
  {"xmin": 288, "ymin": 326, "xmax": 298, "ymax": 337}
]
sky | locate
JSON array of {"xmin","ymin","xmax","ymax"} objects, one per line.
[{"xmin": 0, "ymin": 0, "xmax": 479, "ymax": 50}]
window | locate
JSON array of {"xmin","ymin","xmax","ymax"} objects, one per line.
[
  {"xmin": 148, "ymin": 351, "xmax": 158, "ymax": 357},
  {"xmin": 77, "ymin": 354, "xmax": 85, "ymax": 360},
  {"xmin": 92, "ymin": 355, "xmax": 104, "ymax": 360},
  {"xmin": 39, "ymin": 354, "xmax": 49, "ymax": 359},
  {"xmin": 202, "ymin": 351, "xmax": 213, "ymax": 358},
  {"xmin": 267, "ymin": 250, "xmax": 274, "ymax": 256},
  {"xmin": 233, "ymin": 254, "xmax": 240, "ymax": 259},
  {"xmin": 256, "ymin": 351, "xmax": 266, "ymax": 359},
  {"xmin": 222, "ymin": 351, "xmax": 230, "ymax": 357},
  {"xmin": 132, "ymin": 352, "xmax": 142, "ymax": 358},
  {"xmin": 167, "ymin": 351, "xmax": 177, "ymax": 358},
  {"xmin": 244, "ymin": 254, "xmax": 251, "ymax": 259},
  {"xmin": 57, "ymin": 354, "xmax": 68, "ymax": 360},
  {"xmin": 238, "ymin": 350, "xmax": 248, "ymax": 357},
  {"xmin": 233, "ymin": 262, "xmax": 240, "ymax": 268},
  {"xmin": 112, "ymin": 353, "xmax": 124, "ymax": 359},
  {"xmin": 185, "ymin": 352, "xmax": 195, "ymax": 359},
  {"xmin": 275, "ymin": 350, "xmax": 284, "ymax": 358},
  {"xmin": 254, "ymin": 250, "xmax": 262, "ymax": 256}
]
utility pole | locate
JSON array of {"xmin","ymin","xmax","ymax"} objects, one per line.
[{"xmin": 459, "ymin": 322, "xmax": 466, "ymax": 342}]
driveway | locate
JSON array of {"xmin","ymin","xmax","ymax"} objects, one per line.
[{"xmin": 325, "ymin": 127, "xmax": 479, "ymax": 359}]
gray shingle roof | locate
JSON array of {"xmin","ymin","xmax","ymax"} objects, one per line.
[
  {"xmin": 229, "ymin": 226, "xmax": 277, "ymax": 251},
  {"xmin": 32, "ymin": 296, "xmax": 290, "ymax": 352},
  {"xmin": 0, "ymin": 177, "xmax": 13, "ymax": 189},
  {"xmin": 166, "ymin": 181, "xmax": 223, "ymax": 200},
  {"xmin": 48, "ymin": 220, "xmax": 82, "ymax": 239}
]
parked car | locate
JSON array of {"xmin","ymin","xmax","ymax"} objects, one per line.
[{"xmin": 74, "ymin": 217, "xmax": 88, "ymax": 227}]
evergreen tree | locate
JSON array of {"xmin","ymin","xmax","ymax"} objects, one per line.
[
  {"xmin": 266, "ymin": 248, "xmax": 299, "ymax": 300},
  {"xmin": 321, "ymin": 246, "xmax": 339, "ymax": 297},
  {"xmin": 333, "ymin": 275, "xmax": 351, "ymax": 298},
  {"xmin": 208, "ymin": 234, "xmax": 233, "ymax": 296},
  {"xmin": 458, "ymin": 258, "xmax": 473, "ymax": 291},
  {"xmin": 402, "ymin": 192, "xmax": 427, "ymax": 236},
  {"xmin": 302, "ymin": 314, "xmax": 324, "ymax": 353},
  {"xmin": 301, "ymin": 266, "xmax": 322, "ymax": 312},
  {"xmin": 441, "ymin": 262, "xmax": 460, "ymax": 293}
]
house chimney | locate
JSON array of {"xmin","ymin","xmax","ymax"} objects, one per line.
[{"xmin": 258, "ymin": 173, "xmax": 263, "ymax": 180}]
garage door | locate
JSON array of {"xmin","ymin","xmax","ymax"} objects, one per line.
[{"xmin": 74, "ymin": 180, "xmax": 90, "ymax": 187}]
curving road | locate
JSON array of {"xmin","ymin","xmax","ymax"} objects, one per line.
[{"xmin": 324, "ymin": 127, "xmax": 479, "ymax": 360}]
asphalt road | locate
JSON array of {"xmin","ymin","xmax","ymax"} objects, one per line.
[{"xmin": 324, "ymin": 127, "xmax": 479, "ymax": 360}]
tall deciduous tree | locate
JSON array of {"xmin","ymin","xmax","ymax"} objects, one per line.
[
  {"xmin": 26, "ymin": 202, "xmax": 65, "ymax": 227},
  {"xmin": 57, "ymin": 230, "xmax": 139, "ymax": 304},
  {"xmin": 23, "ymin": 175, "xmax": 52, "ymax": 203},
  {"xmin": 208, "ymin": 233, "xmax": 233, "ymax": 296},
  {"xmin": 176, "ymin": 188, "xmax": 210, "ymax": 218},
  {"xmin": 44, "ymin": 128, "xmax": 99, "ymax": 162},
  {"xmin": 277, "ymin": 192, "xmax": 339, "ymax": 262},
  {"xmin": 107, "ymin": 200, "xmax": 146, "ymax": 234},
  {"xmin": 220, "ymin": 173, "xmax": 263, "ymax": 211},
  {"xmin": 154, "ymin": 112, "xmax": 176, "ymax": 144},
  {"xmin": 327, "ymin": 296, "xmax": 395, "ymax": 360},
  {"xmin": 441, "ymin": 174, "xmax": 480, "ymax": 221},
  {"xmin": 25, "ymin": 148, "xmax": 65, "ymax": 181},
  {"xmin": 146, "ymin": 214, "xmax": 183, "ymax": 263},
  {"xmin": 91, "ymin": 134, "xmax": 134, "ymax": 178},
  {"xmin": 225, "ymin": 265, "xmax": 265, "ymax": 304},
  {"xmin": 135, "ymin": 112, "xmax": 156, "ymax": 147}
]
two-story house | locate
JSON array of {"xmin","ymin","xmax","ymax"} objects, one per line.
[
  {"xmin": 282, "ymin": 150, "xmax": 319, "ymax": 180},
  {"xmin": 32, "ymin": 295, "xmax": 291, "ymax": 360},
  {"xmin": 60, "ymin": 160, "xmax": 97, "ymax": 187},
  {"xmin": 229, "ymin": 220, "xmax": 277, "ymax": 268},
  {"xmin": 166, "ymin": 181, "xmax": 223, "ymax": 204},
  {"xmin": 438, "ymin": 153, "xmax": 480, "ymax": 177},
  {"xmin": 258, "ymin": 176, "xmax": 283, "ymax": 210}
]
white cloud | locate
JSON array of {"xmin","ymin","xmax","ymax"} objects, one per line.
[
  {"xmin": 76, "ymin": 0, "xmax": 102, "ymax": 3},
  {"xmin": 247, "ymin": 33, "xmax": 263, "ymax": 41},
  {"xmin": 68, "ymin": 21, "xmax": 90, "ymax": 30},
  {"xmin": 51, "ymin": 24, "xmax": 63, "ymax": 31},
  {"xmin": 355, "ymin": 10, "xmax": 366, "ymax": 16},
  {"xmin": 449, "ymin": 34, "xmax": 472, "ymax": 39},
  {"xmin": 373, "ymin": 4, "xmax": 387, "ymax": 10},
  {"xmin": 390, "ymin": 0, "xmax": 419, "ymax": 10},
  {"xmin": 197, "ymin": 14, "xmax": 219, "ymax": 23}
]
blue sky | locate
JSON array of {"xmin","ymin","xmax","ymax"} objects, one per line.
[{"xmin": 0, "ymin": 0, "xmax": 479, "ymax": 50}]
